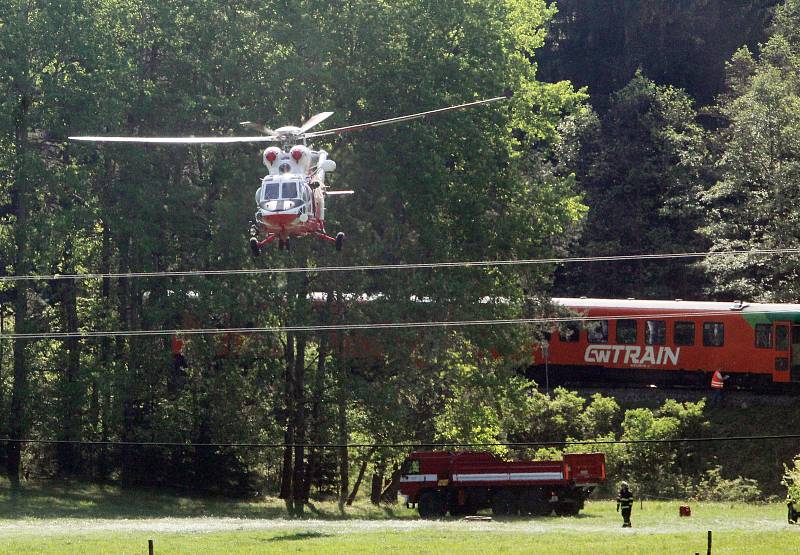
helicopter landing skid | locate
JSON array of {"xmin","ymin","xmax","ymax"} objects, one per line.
[
  {"xmin": 315, "ymin": 231, "xmax": 345, "ymax": 252},
  {"xmin": 250, "ymin": 235, "xmax": 277, "ymax": 256},
  {"xmin": 250, "ymin": 231, "xmax": 344, "ymax": 255}
]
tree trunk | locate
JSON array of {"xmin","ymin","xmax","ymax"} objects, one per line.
[
  {"xmin": 6, "ymin": 80, "xmax": 32, "ymax": 487},
  {"xmin": 347, "ymin": 447, "xmax": 375, "ymax": 506},
  {"xmin": 7, "ymin": 295, "xmax": 27, "ymax": 487},
  {"xmin": 97, "ymin": 216, "xmax": 114, "ymax": 481},
  {"xmin": 279, "ymin": 332, "xmax": 294, "ymax": 510},
  {"xmin": 193, "ymin": 369, "xmax": 214, "ymax": 491},
  {"xmin": 304, "ymin": 330, "xmax": 328, "ymax": 500},
  {"xmin": 118, "ymin": 236, "xmax": 141, "ymax": 486},
  {"xmin": 0, "ymin": 306, "xmax": 4, "ymax": 419},
  {"xmin": 56, "ymin": 272, "xmax": 82, "ymax": 476},
  {"xmin": 370, "ymin": 473, "xmax": 383, "ymax": 505},
  {"xmin": 291, "ymin": 334, "xmax": 307, "ymax": 516},
  {"xmin": 381, "ymin": 466, "xmax": 402, "ymax": 504},
  {"xmin": 336, "ymin": 327, "xmax": 349, "ymax": 511},
  {"xmin": 370, "ymin": 460, "xmax": 386, "ymax": 505}
]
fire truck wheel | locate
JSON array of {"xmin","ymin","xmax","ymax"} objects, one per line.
[
  {"xmin": 491, "ymin": 489, "xmax": 519, "ymax": 516},
  {"xmin": 418, "ymin": 491, "xmax": 445, "ymax": 519},
  {"xmin": 520, "ymin": 489, "xmax": 552, "ymax": 516},
  {"xmin": 555, "ymin": 501, "xmax": 580, "ymax": 516},
  {"xmin": 449, "ymin": 502, "xmax": 475, "ymax": 517}
]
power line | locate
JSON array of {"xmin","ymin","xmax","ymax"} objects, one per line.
[
  {"xmin": 2, "ymin": 433, "xmax": 799, "ymax": 449},
  {"xmin": 0, "ymin": 309, "xmax": 787, "ymax": 340},
  {"xmin": 1, "ymin": 247, "xmax": 799, "ymax": 283}
]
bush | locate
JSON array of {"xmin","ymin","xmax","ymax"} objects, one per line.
[
  {"xmin": 782, "ymin": 455, "xmax": 800, "ymax": 501},
  {"xmin": 694, "ymin": 466, "xmax": 762, "ymax": 502},
  {"xmin": 579, "ymin": 393, "xmax": 621, "ymax": 438}
]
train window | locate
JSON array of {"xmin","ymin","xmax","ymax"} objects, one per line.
[
  {"xmin": 587, "ymin": 320, "xmax": 609, "ymax": 344},
  {"xmin": 645, "ymin": 320, "xmax": 666, "ymax": 345},
  {"xmin": 616, "ymin": 319, "xmax": 637, "ymax": 344},
  {"xmin": 755, "ymin": 324, "xmax": 773, "ymax": 348},
  {"xmin": 776, "ymin": 325, "xmax": 789, "ymax": 351},
  {"xmin": 703, "ymin": 322, "xmax": 725, "ymax": 347},
  {"xmin": 674, "ymin": 321, "xmax": 695, "ymax": 346},
  {"xmin": 559, "ymin": 322, "xmax": 580, "ymax": 343}
]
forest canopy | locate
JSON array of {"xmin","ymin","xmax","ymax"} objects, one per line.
[{"xmin": 1, "ymin": 0, "xmax": 800, "ymax": 508}]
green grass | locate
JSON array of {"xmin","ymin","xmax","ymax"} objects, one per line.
[
  {"xmin": 1, "ymin": 480, "xmax": 799, "ymax": 553},
  {"xmin": 6, "ymin": 529, "xmax": 799, "ymax": 555},
  {"xmin": 0, "ymin": 478, "xmax": 415, "ymax": 520}
]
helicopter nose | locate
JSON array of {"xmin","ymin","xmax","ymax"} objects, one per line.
[
  {"xmin": 262, "ymin": 213, "xmax": 298, "ymax": 226},
  {"xmin": 262, "ymin": 199, "xmax": 303, "ymax": 212}
]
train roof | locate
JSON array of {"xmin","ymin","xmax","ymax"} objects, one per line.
[
  {"xmin": 553, "ymin": 297, "xmax": 800, "ymax": 313},
  {"xmin": 305, "ymin": 293, "xmax": 800, "ymax": 313}
]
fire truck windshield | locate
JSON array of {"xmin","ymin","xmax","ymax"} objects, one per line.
[{"xmin": 400, "ymin": 459, "xmax": 420, "ymax": 475}]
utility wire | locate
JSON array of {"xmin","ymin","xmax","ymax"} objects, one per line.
[
  {"xmin": 1, "ymin": 247, "xmax": 799, "ymax": 283},
  {"xmin": 1, "ymin": 433, "xmax": 799, "ymax": 449},
  {"xmin": 0, "ymin": 309, "xmax": 788, "ymax": 340}
]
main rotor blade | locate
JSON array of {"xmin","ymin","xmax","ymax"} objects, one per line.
[
  {"xmin": 325, "ymin": 190, "xmax": 354, "ymax": 195},
  {"xmin": 239, "ymin": 121, "xmax": 275, "ymax": 135},
  {"xmin": 299, "ymin": 111, "xmax": 334, "ymax": 133},
  {"xmin": 69, "ymin": 135, "xmax": 280, "ymax": 144},
  {"xmin": 304, "ymin": 96, "xmax": 509, "ymax": 139}
]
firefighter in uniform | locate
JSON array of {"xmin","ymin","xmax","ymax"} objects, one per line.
[
  {"xmin": 788, "ymin": 494, "xmax": 799, "ymax": 524},
  {"xmin": 616, "ymin": 481, "xmax": 633, "ymax": 527}
]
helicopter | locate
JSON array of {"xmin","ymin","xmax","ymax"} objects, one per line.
[{"xmin": 70, "ymin": 94, "xmax": 510, "ymax": 254}]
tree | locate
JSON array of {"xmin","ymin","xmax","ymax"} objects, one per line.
[
  {"xmin": 579, "ymin": 393, "xmax": 621, "ymax": 438},
  {"xmin": 538, "ymin": 0, "xmax": 780, "ymax": 106},
  {"xmin": 555, "ymin": 72, "xmax": 708, "ymax": 299},
  {"xmin": 702, "ymin": 0, "xmax": 800, "ymax": 300},
  {"xmin": 784, "ymin": 454, "xmax": 800, "ymax": 503},
  {"xmin": 617, "ymin": 399, "xmax": 708, "ymax": 496},
  {"xmin": 0, "ymin": 0, "xmax": 114, "ymax": 483},
  {"xmin": 0, "ymin": 0, "xmax": 588, "ymax": 497}
]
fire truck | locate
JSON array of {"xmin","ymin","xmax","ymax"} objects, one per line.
[{"xmin": 399, "ymin": 451, "xmax": 606, "ymax": 518}]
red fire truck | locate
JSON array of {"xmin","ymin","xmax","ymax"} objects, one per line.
[{"xmin": 399, "ymin": 451, "xmax": 606, "ymax": 518}]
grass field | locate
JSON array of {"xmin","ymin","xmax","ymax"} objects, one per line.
[{"xmin": 1, "ymin": 480, "xmax": 798, "ymax": 553}]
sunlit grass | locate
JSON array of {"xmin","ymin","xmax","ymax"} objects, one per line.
[
  {"xmin": 3, "ymin": 517, "xmax": 798, "ymax": 554},
  {"xmin": 1, "ymin": 480, "xmax": 798, "ymax": 553}
]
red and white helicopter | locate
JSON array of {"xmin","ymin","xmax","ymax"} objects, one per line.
[{"xmin": 70, "ymin": 95, "xmax": 509, "ymax": 254}]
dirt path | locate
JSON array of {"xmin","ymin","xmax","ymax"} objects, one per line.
[{"xmin": 0, "ymin": 516, "xmax": 796, "ymax": 537}]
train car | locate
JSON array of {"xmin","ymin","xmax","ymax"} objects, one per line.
[{"xmin": 529, "ymin": 298, "xmax": 800, "ymax": 388}]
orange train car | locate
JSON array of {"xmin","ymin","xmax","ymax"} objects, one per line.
[{"xmin": 530, "ymin": 298, "xmax": 800, "ymax": 388}]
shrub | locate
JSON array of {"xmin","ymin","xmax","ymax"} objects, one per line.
[
  {"xmin": 694, "ymin": 466, "xmax": 762, "ymax": 502},
  {"xmin": 579, "ymin": 393, "xmax": 621, "ymax": 438},
  {"xmin": 782, "ymin": 455, "xmax": 800, "ymax": 501}
]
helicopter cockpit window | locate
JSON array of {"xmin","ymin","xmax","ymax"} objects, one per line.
[
  {"xmin": 281, "ymin": 181, "xmax": 298, "ymax": 199},
  {"xmin": 261, "ymin": 182, "xmax": 280, "ymax": 201}
]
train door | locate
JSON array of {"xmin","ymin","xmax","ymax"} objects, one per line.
[
  {"xmin": 792, "ymin": 324, "xmax": 800, "ymax": 382},
  {"xmin": 774, "ymin": 321, "xmax": 794, "ymax": 382}
]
